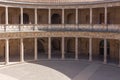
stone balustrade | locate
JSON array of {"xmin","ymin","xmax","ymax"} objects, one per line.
[
  {"xmin": 93, "ymin": 24, "xmax": 107, "ymax": 31},
  {"xmin": 78, "ymin": 24, "xmax": 92, "ymax": 31},
  {"xmin": 0, "ymin": 24, "xmax": 119, "ymax": 32},
  {"xmin": 108, "ymin": 24, "xmax": 120, "ymax": 32},
  {"xmin": 64, "ymin": 24, "xmax": 77, "ymax": 30},
  {"xmin": 6, "ymin": 24, "xmax": 20, "ymax": 32},
  {"xmin": 50, "ymin": 24, "xmax": 64, "ymax": 30},
  {"xmin": 35, "ymin": 24, "xmax": 48, "ymax": 31}
]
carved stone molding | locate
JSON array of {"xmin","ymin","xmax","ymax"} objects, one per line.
[{"xmin": 0, "ymin": 31, "xmax": 119, "ymax": 40}]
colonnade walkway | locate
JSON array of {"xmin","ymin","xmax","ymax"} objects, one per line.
[{"xmin": 0, "ymin": 60, "xmax": 120, "ymax": 80}]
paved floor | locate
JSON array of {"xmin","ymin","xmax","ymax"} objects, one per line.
[{"xmin": 0, "ymin": 60, "xmax": 120, "ymax": 80}]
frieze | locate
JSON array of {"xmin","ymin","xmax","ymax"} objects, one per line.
[{"xmin": 0, "ymin": 31, "xmax": 119, "ymax": 40}]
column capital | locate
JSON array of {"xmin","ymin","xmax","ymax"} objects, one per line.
[
  {"xmin": 5, "ymin": 6, "xmax": 8, "ymax": 8},
  {"xmin": 35, "ymin": 8, "xmax": 38, "ymax": 10}
]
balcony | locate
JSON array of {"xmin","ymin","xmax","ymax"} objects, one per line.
[{"xmin": 0, "ymin": 24, "xmax": 119, "ymax": 33}]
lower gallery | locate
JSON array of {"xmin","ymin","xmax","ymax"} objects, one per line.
[{"xmin": 0, "ymin": 32, "xmax": 119, "ymax": 66}]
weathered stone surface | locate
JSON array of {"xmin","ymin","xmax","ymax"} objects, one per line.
[{"xmin": 0, "ymin": 31, "xmax": 119, "ymax": 40}]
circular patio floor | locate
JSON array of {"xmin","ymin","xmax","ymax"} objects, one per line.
[{"xmin": 0, "ymin": 60, "xmax": 120, "ymax": 80}]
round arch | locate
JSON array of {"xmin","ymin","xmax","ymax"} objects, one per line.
[{"xmin": 51, "ymin": 13, "xmax": 61, "ymax": 24}]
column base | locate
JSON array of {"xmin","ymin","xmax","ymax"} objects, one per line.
[
  {"xmin": 48, "ymin": 56, "xmax": 51, "ymax": 60},
  {"xmin": 34, "ymin": 58, "xmax": 38, "ymax": 61},
  {"xmin": 20, "ymin": 60, "xmax": 24, "ymax": 63},
  {"xmin": 103, "ymin": 61, "xmax": 107, "ymax": 64},
  {"xmin": 5, "ymin": 62, "xmax": 9, "ymax": 65},
  {"xmin": 75, "ymin": 58, "xmax": 78, "ymax": 60},
  {"xmin": 61, "ymin": 57, "xmax": 65, "ymax": 60},
  {"xmin": 89, "ymin": 59, "xmax": 92, "ymax": 62}
]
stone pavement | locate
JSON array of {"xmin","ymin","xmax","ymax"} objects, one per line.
[
  {"xmin": 0, "ymin": 60, "xmax": 119, "ymax": 80},
  {"xmin": 72, "ymin": 63, "xmax": 101, "ymax": 80}
]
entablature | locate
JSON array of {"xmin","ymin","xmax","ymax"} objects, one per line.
[
  {"xmin": 0, "ymin": 31, "xmax": 119, "ymax": 40},
  {"xmin": 0, "ymin": 1, "xmax": 120, "ymax": 9}
]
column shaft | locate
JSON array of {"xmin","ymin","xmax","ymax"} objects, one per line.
[
  {"xmin": 62, "ymin": 37, "xmax": 65, "ymax": 59},
  {"xmin": 76, "ymin": 8, "xmax": 78, "ymax": 24},
  {"xmin": 35, "ymin": 8, "xmax": 38, "ymax": 24},
  {"xmin": 105, "ymin": 7, "xmax": 107, "ymax": 24},
  {"xmin": 90, "ymin": 8, "xmax": 92, "ymax": 24},
  {"xmin": 48, "ymin": 37, "xmax": 51, "ymax": 59},
  {"xmin": 34, "ymin": 38, "xmax": 38, "ymax": 60},
  {"xmin": 75, "ymin": 37, "xmax": 78, "ymax": 60},
  {"xmin": 104, "ymin": 39, "xmax": 107, "ymax": 64},
  {"xmin": 5, "ymin": 39, "xmax": 9, "ymax": 64},
  {"xmin": 89, "ymin": 38, "xmax": 92, "ymax": 61},
  {"xmin": 62, "ymin": 8, "xmax": 64, "ymax": 24},
  {"xmin": 48, "ymin": 8, "xmax": 51, "ymax": 24},
  {"xmin": 20, "ymin": 38, "xmax": 24, "ymax": 62},
  {"xmin": 20, "ymin": 8, "xmax": 23, "ymax": 24},
  {"xmin": 5, "ymin": 7, "xmax": 8, "ymax": 24}
]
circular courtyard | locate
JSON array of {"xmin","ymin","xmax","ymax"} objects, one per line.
[{"xmin": 0, "ymin": 60, "xmax": 120, "ymax": 80}]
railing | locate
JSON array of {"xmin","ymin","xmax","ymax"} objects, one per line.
[
  {"xmin": 35, "ymin": 24, "xmax": 48, "ymax": 31},
  {"xmin": 0, "ymin": 24, "xmax": 119, "ymax": 32},
  {"xmin": 107, "ymin": 24, "xmax": 120, "ymax": 32},
  {"xmin": 78, "ymin": 24, "xmax": 92, "ymax": 31},
  {"xmin": 93, "ymin": 24, "xmax": 107, "ymax": 31}
]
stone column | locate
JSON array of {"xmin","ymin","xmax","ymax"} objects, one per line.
[
  {"xmin": 20, "ymin": 38, "xmax": 24, "ymax": 62},
  {"xmin": 89, "ymin": 38, "xmax": 92, "ymax": 61},
  {"xmin": 104, "ymin": 39, "xmax": 107, "ymax": 64},
  {"xmin": 62, "ymin": 8, "xmax": 64, "ymax": 24},
  {"xmin": 5, "ymin": 7, "xmax": 8, "ymax": 24},
  {"xmin": 75, "ymin": 37, "xmax": 78, "ymax": 60},
  {"xmin": 62, "ymin": 37, "xmax": 65, "ymax": 60},
  {"xmin": 48, "ymin": 37, "xmax": 51, "ymax": 59},
  {"xmin": 119, "ymin": 40, "xmax": 120, "ymax": 67},
  {"xmin": 5, "ymin": 39, "xmax": 9, "ymax": 65},
  {"xmin": 34, "ymin": 38, "xmax": 38, "ymax": 60},
  {"xmin": 35, "ymin": 8, "xmax": 38, "ymax": 24},
  {"xmin": 105, "ymin": 7, "xmax": 107, "ymax": 25},
  {"xmin": 76, "ymin": 8, "xmax": 78, "ymax": 24},
  {"xmin": 90, "ymin": 8, "xmax": 92, "ymax": 24},
  {"xmin": 48, "ymin": 8, "xmax": 51, "ymax": 24},
  {"xmin": 20, "ymin": 8, "xmax": 23, "ymax": 24}
]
